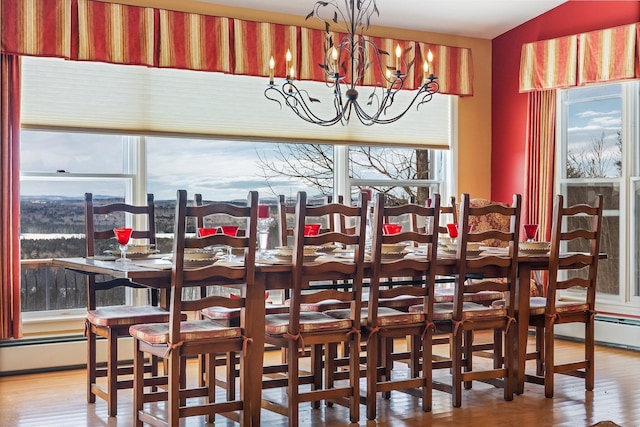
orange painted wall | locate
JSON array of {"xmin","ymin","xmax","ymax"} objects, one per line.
[
  {"xmin": 112, "ymin": 0, "xmax": 494, "ymax": 199},
  {"xmin": 491, "ymin": 0, "xmax": 640, "ymax": 204}
]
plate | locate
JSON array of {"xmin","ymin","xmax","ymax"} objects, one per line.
[
  {"xmin": 442, "ymin": 248, "xmax": 482, "ymax": 257},
  {"xmin": 519, "ymin": 248, "xmax": 550, "ymax": 255},
  {"xmin": 381, "ymin": 243, "xmax": 406, "ymax": 253},
  {"xmin": 520, "ymin": 241, "xmax": 551, "ymax": 251},
  {"xmin": 184, "ymin": 259, "xmax": 216, "ymax": 267},
  {"xmin": 274, "ymin": 253, "xmax": 320, "ymax": 262},
  {"xmin": 381, "ymin": 251, "xmax": 407, "ymax": 260},
  {"xmin": 106, "ymin": 248, "xmax": 160, "ymax": 259},
  {"xmin": 316, "ymin": 244, "xmax": 338, "ymax": 253},
  {"xmin": 161, "ymin": 255, "xmax": 217, "ymax": 266}
]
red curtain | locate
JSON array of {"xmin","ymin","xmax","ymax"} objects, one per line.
[
  {"xmin": 524, "ymin": 90, "xmax": 556, "ymax": 241},
  {"xmin": 0, "ymin": 54, "xmax": 22, "ymax": 340}
]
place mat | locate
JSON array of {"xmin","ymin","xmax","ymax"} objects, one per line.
[
  {"xmin": 132, "ymin": 259, "xmax": 172, "ymax": 270},
  {"xmin": 213, "ymin": 260, "xmax": 244, "ymax": 268},
  {"xmin": 89, "ymin": 255, "xmax": 117, "ymax": 261},
  {"xmin": 257, "ymin": 258, "xmax": 291, "ymax": 265}
]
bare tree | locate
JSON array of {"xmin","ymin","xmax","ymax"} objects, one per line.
[
  {"xmin": 567, "ymin": 131, "xmax": 618, "ymax": 178},
  {"xmin": 256, "ymin": 144, "xmax": 432, "ymax": 205}
]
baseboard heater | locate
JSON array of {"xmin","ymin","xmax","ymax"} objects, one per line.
[{"xmin": 554, "ymin": 314, "xmax": 640, "ymax": 352}]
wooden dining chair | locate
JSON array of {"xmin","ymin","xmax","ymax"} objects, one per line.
[
  {"xmin": 262, "ymin": 190, "xmax": 368, "ymax": 427},
  {"xmin": 337, "ymin": 192, "xmax": 441, "ymax": 419},
  {"xmin": 129, "ymin": 189, "xmax": 258, "ymax": 427},
  {"xmin": 524, "ymin": 193, "xmax": 603, "ymax": 397},
  {"xmin": 279, "ymin": 194, "xmax": 342, "ymax": 247},
  {"xmin": 420, "ymin": 193, "xmax": 521, "ymax": 408},
  {"xmin": 84, "ymin": 192, "xmax": 170, "ymax": 417}
]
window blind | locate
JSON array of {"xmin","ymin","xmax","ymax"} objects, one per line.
[{"xmin": 21, "ymin": 56, "xmax": 451, "ymax": 148}]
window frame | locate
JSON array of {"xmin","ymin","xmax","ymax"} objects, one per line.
[{"xmin": 556, "ymin": 80, "xmax": 640, "ymax": 316}]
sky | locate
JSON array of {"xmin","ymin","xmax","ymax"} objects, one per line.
[
  {"xmin": 20, "ymin": 130, "xmax": 321, "ymax": 202},
  {"xmin": 565, "ymin": 84, "xmax": 622, "ymax": 178}
]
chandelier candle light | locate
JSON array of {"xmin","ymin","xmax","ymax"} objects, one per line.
[{"xmin": 265, "ymin": 0, "xmax": 439, "ymax": 126}]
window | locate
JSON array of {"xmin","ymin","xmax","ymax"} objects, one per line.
[
  {"xmin": 558, "ymin": 81, "xmax": 640, "ymax": 314},
  {"xmin": 18, "ymin": 56, "xmax": 456, "ymax": 322},
  {"xmin": 20, "ymin": 131, "xmax": 137, "ymax": 312}
]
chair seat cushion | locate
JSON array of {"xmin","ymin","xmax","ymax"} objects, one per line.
[
  {"xmin": 325, "ymin": 306, "xmax": 424, "ymax": 327},
  {"xmin": 129, "ymin": 320, "xmax": 241, "ymax": 344},
  {"xmin": 434, "ymin": 287, "xmax": 505, "ymax": 304},
  {"xmin": 379, "ymin": 295, "xmax": 424, "ymax": 309},
  {"xmin": 299, "ymin": 299, "xmax": 351, "ymax": 312},
  {"xmin": 410, "ymin": 301, "xmax": 506, "ymax": 321},
  {"xmin": 202, "ymin": 302, "xmax": 289, "ymax": 321},
  {"xmin": 87, "ymin": 305, "xmax": 171, "ymax": 327},
  {"xmin": 492, "ymin": 296, "xmax": 589, "ymax": 316},
  {"xmin": 265, "ymin": 312, "xmax": 352, "ymax": 335}
]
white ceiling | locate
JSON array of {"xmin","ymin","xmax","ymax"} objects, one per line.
[{"xmin": 198, "ymin": 0, "xmax": 567, "ymax": 39}]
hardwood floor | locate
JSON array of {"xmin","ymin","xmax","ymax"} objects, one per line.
[{"xmin": 0, "ymin": 337, "xmax": 637, "ymax": 426}]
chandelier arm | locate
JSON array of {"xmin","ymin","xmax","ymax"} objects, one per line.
[
  {"xmin": 264, "ymin": 87, "xmax": 284, "ymax": 109},
  {"xmin": 285, "ymin": 81, "xmax": 347, "ymax": 126}
]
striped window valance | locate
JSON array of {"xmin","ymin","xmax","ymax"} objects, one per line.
[
  {"xmin": 0, "ymin": 0, "xmax": 71, "ymax": 58},
  {"xmin": 76, "ymin": 0, "xmax": 154, "ymax": 66},
  {"xmin": 578, "ymin": 24, "xmax": 638, "ymax": 85},
  {"xmin": 519, "ymin": 23, "xmax": 640, "ymax": 92},
  {"xmin": 0, "ymin": 0, "xmax": 474, "ymax": 96},
  {"xmin": 519, "ymin": 35, "xmax": 577, "ymax": 92}
]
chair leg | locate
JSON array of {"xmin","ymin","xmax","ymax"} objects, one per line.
[
  {"xmin": 206, "ymin": 353, "xmax": 216, "ymax": 423},
  {"xmin": 107, "ymin": 330, "xmax": 118, "ymax": 417},
  {"xmin": 585, "ymin": 316, "xmax": 595, "ymax": 391},
  {"xmin": 133, "ymin": 339, "xmax": 144, "ymax": 427},
  {"xmin": 544, "ymin": 320, "xmax": 555, "ymax": 398},
  {"xmin": 409, "ymin": 335, "xmax": 421, "ymax": 378},
  {"xmin": 503, "ymin": 327, "xmax": 514, "ymax": 401},
  {"xmin": 451, "ymin": 330, "xmax": 463, "ymax": 407},
  {"xmin": 366, "ymin": 333, "xmax": 379, "ymax": 420},
  {"xmin": 324, "ymin": 343, "xmax": 337, "ymax": 407},
  {"xmin": 87, "ymin": 328, "xmax": 97, "ymax": 404},
  {"xmin": 348, "ymin": 336, "xmax": 360, "ymax": 424},
  {"xmin": 287, "ymin": 340, "xmax": 300, "ymax": 427},
  {"xmin": 535, "ymin": 325, "xmax": 544, "ymax": 376},
  {"xmin": 381, "ymin": 337, "xmax": 392, "ymax": 399},
  {"xmin": 226, "ymin": 351, "xmax": 237, "ymax": 400},
  {"xmin": 493, "ymin": 328, "xmax": 503, "ymax": 369},
  {"xmin": 311, "ymin": 344, "xmax": 322, "ymax": 409},
  {"xmin": 179, "ymin": 356, "xmax": 187, "ymax": 408},
  {"xmin": 151, "ymin": 354, "xmax": 160, "ymax": 392},
  {"xmin": 168, "ymin": 352, "xmax": 181, "ymax": 427},
  {"xmin": 463, "ymin": 330, "xmax": 473, "ymax": 390},
  {"xmin": 422, "ymin": 327, "xmax": 433, "ymax": 413}
]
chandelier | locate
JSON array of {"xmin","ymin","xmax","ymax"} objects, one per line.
[{"xmin": 264, "ymin": 0, "xmax": 439, "ymax": 126}]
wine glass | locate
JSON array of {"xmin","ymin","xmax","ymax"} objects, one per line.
[
  {"xmin": 446, "ymin": 223, "xmax": 458, "ymax": 243},
  {"xmin": 197, "ymin": 227, "xmax": 219, "ymax": 237},
  {"xmin": 523, "ymin": 224, "xmax": 539, "ymax": 242},
  {"xmin": 304, "ymin": 223, "xmax": 321, "ymax": 236},
  {"xmin": 257, "ymin": 204, "xmax": 273, "ymax": 256},
  {"xmin": 220, "ymin": 225, "xmax": 239, "ymax": 260},
  {"xmin": 113, "ymin": 227, "xmax": 133, "ymax": 263}
]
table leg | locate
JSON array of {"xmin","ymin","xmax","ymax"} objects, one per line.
[{"xmin": 240, "ymin": 273, "xmax": 266, "ymax": 426}]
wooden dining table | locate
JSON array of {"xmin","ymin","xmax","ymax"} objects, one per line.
[{"xmin": 53, "ymin": 248, "xmax": 562, "ymax": 425}]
